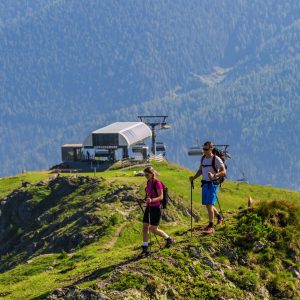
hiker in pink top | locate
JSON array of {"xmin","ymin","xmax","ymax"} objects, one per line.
[
  {"xmin": 138, "ymin": 166, "xmax": 174, "ymax": 257},
  {"xmin": 145, "ymin": 179, "xmax": 162, "ymax": 207}
]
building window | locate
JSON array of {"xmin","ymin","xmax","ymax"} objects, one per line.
[{"xmin": 92, "ymin": 133, "xmax": 119, "ymax": 147}]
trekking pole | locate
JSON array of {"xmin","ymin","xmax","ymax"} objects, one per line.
[
  {"xmin": 136, "ymin": 199, "xmax": 145, "ymax": 214},
  {"xmin": 212, "ymin": 184, "xmax": 226, "ymax": 226},
  {"xmin": 190, "ymin": 180, "xmax": 194, "ymax": 237},
  {"xmin": 148, "ymin": 205, "xmax": 152, "ymax": 252}
]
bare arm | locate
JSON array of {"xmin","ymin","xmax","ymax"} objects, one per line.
[
  {"xmin": 208, "ymin": 165, "xmax": 226, "ymax": 180},
  {"xmin": 189, "ymin": 166, "xmax": 202, "ymax": 182},
  {"xmin": 145, "ymin": 189, "xmax": 163, "ymax": 204},
  {"xmin": 216, "ymin": 165, "xmax": 226, "ymax": 178}
]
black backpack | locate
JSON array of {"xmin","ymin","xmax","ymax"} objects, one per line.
[
  {"xmin": 201, "ymin": 148, "xmax": 227, "ymax": 185},
  {"xmin": 146, "ymin": 179, "xmax": 170, "ymax": 209}
]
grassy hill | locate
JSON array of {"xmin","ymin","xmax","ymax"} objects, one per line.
[{"xmin": 0, "ymin": 161, "xmax": 299, "ymax": 299}]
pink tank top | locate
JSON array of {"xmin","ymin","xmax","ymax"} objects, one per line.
[{"xmin": 145, "ymin": 179, "xmax": 163, "ymax": 207}]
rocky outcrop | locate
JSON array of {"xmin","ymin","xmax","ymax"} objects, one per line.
[
  {"xmin": 0, "ymin": 176, "xmax": 142, "ymax": 272},
  {"xmin": 46, "ymin": 287, "xmax": 110, "ymax": 300}
]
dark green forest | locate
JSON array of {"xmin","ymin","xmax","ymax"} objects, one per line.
[{"xmin": 0, "ymin": 0, "xmax": 299, "ymax": 190}]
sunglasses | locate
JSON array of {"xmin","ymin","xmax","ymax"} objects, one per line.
[{"xmin": 202, "ymin": 147, "xmax": 211, "ymax": 151}]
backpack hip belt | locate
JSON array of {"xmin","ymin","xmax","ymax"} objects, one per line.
[{"xmin": 201, "ymin": 180, "xmax": 218, "ymax": 187}]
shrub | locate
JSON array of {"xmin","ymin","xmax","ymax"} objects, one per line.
[
  {"xmin": 256, "ymin": 200, "xmax": 300, "ymax": 228},
  {"xmin": 109, "ymin": 214, "xmax": 119, "ymax": 226}
]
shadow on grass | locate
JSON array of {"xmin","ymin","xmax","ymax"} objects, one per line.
[
  {"xmin": 32, "ymin": 254, "xmax": 144, "ymax": 299},
  {"xmin": 72, "ymin": 255, "xmax": 141, "ymax": 285},
  {"xmin": 32, "ymin": 291, "xmax": 49, "ymax": 300}
]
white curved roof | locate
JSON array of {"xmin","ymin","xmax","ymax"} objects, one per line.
[{"xmin": 83, "ymin": 122, "xmax": 152, "ymax": 148}]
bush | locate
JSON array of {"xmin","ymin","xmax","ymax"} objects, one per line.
[
  {"xmin": 235, "ymin": 213, "xmax": 270, "ymax": 248},
  {"xmin": 109, "ymin": 214, "xmax": 119, "ymax": 226},
  {"xmin": 256, "ymin": 200, "xmax": 300, "ymax": 228}
]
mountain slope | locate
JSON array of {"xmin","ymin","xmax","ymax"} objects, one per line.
[
  {"xmin": 112, "ymin": 54, "xmax": 300, "ymax": 191},
  {"xmin": 0, "ymin": 162, "xmax": 299, "ymax": 299}
]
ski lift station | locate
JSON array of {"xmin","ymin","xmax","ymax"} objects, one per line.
[{"xmin": 60, "ymin": 119, "xmax": 169, "ymax": 172}]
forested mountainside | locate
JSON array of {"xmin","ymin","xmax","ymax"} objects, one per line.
[{"xmin": 0, "ymin": 0, "xmax": 299, "ymax": 190}]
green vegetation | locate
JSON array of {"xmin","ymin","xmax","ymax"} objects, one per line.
[{"xmin": 0, "ymin": 161, "xmax": 299, "ymax": 299}]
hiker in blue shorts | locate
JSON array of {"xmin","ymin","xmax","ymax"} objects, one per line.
[{"xmin": 189, "ymin": 141, "xmax": 226, "ymax": 234}]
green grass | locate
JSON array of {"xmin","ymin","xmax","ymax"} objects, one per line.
[
  {"xmin": 97, "ymin": 160, "xmax": 300, "ymax": 211},
  {"xmin": 0, "ymin": 171, "xmax": 50, "ymax": 198},
  {"xmin": 0, "ymin": 161, "xmax": 299, "ymax": 299}
]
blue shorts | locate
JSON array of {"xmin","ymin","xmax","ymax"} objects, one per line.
[{"xmin": 202, "ymin": 183, "xmax": 218, "ymax": 205}]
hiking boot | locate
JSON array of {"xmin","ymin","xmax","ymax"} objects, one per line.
[
  {"xmin": 203, "ymin": 226, "xmax": 214, "ymax": 235},
  {"xmin": 202, "ymin": 225, "xmax": 210, "ymax": 231},
  {"xmin": 216, "ymin": 215, "xmax": 224, "ymax": 225},
  {"xmin": 164, "ymin": 237, "xmax": 174, "ymax": 248},
  {"xmin": 138, "ymin": 245, "xmax": 150, "ymax": 257}
]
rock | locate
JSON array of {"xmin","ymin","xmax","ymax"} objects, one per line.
[
  {"xmin": 253, "ymin": 240, "xmax": 265, "ymax": 253},
  {"xmin": 110, "ymin": 288, "xmax": 142, "ymax": 299},
  {"xmin": 167, "ymin": 288, "xmax": 179, "ymax": 298},
  {"xmin": 216, "ymin": 269, "xmax": 225, "ymax": 277},
  {"xmin": 257, "ymin": 285, "xmax": 271, "ymax": 300},
  {"xmin": 207, "ymin": 246, "xmax": 216, "ymax": 255},
  {"xmin": 81, "ymin": 213, "xmax": 103, "ymax": 225},
  {"xmin": 81, "ymin": 288, "xmax": 110, "ymax": 300},
  {"xmin": 222, "ymin": 248, "xmax": 238, "ymax": 262},
  {"xmin": 105, "ymin": 195, "xmax": 119, "ymax": 203},
  {"xmin": 226, "ymin": 281, "xmax": 236, "ymax": 288},
  {"xmin": 220, "ymin": 264, "xmax": 232, "ymax": 270},
  {"xmin": 287, "ymin": 248, "xmax": 297, "ymax": 260},
  {"xmin": 244, "ymin": 292, "xmax": 256, "ymax": 300},
  {"xmin": 46, "ymin": 287, "xmax": 110, "ymax": 300},
  {"xmin": 202, "ymin": 256, "xmax": 217, "ymax": 269},
  {"xmin": 188, "ymin": 246, "xmax": 204, "ymax": 259},
  {"xmin": 289, "ymin": 267, "xmax": 300, "ymax": 279},
  {"xmin": 134, "ymin": 171, "xmax": 144, "ymax": 176},
  {"xmin": 188, "ymin": 264, "xmax": 198, "ymax": 276},
  {"xmin": 121, "ymin": 194, "xmax": 136, "ymax": 202},
  {"xmin": 21, "ymin": 181, "xmax": 31, "ymax": 188},
  {"xmin": 36, "ymin": 180, "xmax": 49, "ymax": 186}
]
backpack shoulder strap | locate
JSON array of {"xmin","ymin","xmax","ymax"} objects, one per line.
[
  {"xmin": 212, "ymin": 155, "xmax": 217, "ymax": 173},
  {"xmin": 201, "ymin": 155, "xmax": 205, "ymax": 165},
  {"xmin": 153, "ymin": 179, "xmax": 165, "ymax": 196},
  {"xmin": 145, "ymin": 179, "xmax": 149, "ymax": 196},
  {"xmin": 201, "ymin": 155, "xmax": 214, "ymax": 168},
  {"xmin": 152, "ymin": 179, "xmax": 159, "ymax": 197}
]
